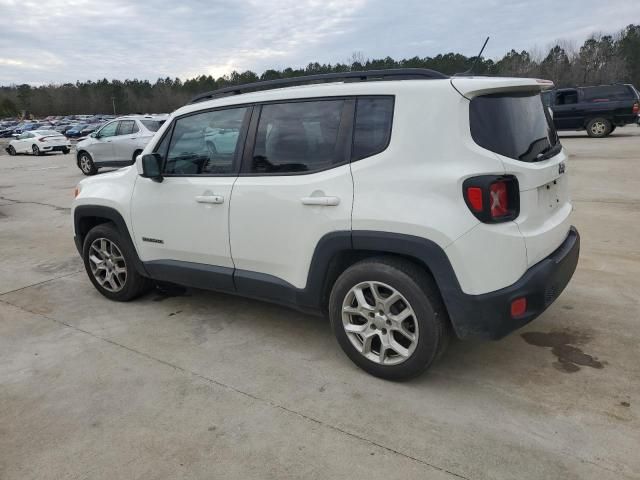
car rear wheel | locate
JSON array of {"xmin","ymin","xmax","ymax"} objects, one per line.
[
  {"xmin": 329, "ymin": 257, "xmax": 450, "ymax": 380},
  {"xmin": 32, "ymin": 144, "xmax": 43, "ymax": 156},
  {"xmin": 78, "ymin": 151, "xmax": 97, "ymax": 175},
  {"xmin": 82, "ymin": 223, "xmax": 151, "ymax": 301},
  {"xmin": 7, "ymin": 145, "xmax": 16, "ymax": 156},
  {"xmin": 586, "ymin": 117, "xmax": 612, "ymax": 138}
]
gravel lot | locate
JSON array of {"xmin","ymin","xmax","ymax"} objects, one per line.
[{"xmin": 1, "ymin": 127, "xmax": 639, "ymax": 479}]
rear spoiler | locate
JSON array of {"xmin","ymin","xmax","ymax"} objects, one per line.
[{"xmin": 451, "ymin": 76, "xmax": 555, "ymax": 99}]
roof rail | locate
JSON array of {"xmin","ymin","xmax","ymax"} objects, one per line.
[{"xmin": 188, "ymin": 68, "xmax": 448, "ymax": 104}]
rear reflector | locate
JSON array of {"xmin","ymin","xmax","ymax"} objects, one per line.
[
  {"xmin": 633, "ymin": 102, "xmax": 639, "ymax": 114},
  {"xmin": 511, "ymin": 297, "xmax": 527, "ymax": 318}
]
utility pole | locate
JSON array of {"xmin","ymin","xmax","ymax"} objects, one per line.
[{"xmin": 111, "ymin": 96, "xmax": 116, "ymax": 115}]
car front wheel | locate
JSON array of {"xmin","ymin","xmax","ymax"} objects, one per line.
[
  {"xmin": 78, "ymin": 151, "xmax": 97, "ymax": 175},
  {"xmin": 329, "ymin": 257, "xmax": 450, "ymax": 380},
  {"xmin": 82, "ymin": 223, "xmax": 151, "ymax": 301},
  {"xmin": 7, "ymin": 145, "xmax": 16, "ymax": 155}
]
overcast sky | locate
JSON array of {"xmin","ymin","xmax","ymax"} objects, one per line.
[{"xmin": 1, "ymin": 0, "xmax": 639, "ymax": 86}]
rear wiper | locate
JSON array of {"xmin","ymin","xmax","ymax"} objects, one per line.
[{"xmin": 536, "ymin": 143, "xmax": 561, "ymax": 161}]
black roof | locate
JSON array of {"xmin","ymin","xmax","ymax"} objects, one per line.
[{"xmin": 188, "ymin": 68, "xmax": 448, "ymax": 104}]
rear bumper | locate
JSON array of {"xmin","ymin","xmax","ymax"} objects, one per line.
[
  {"xmin": 450, "ymin": 227, "xmax": 580, "ymax": 339},
  {"xmin": 42, "ymin": 145, "xmax": 71, "ymax": 151}
]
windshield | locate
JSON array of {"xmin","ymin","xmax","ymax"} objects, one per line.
[
  {"xmin": 140, "ymin": 119, "xmax": 165, "ymax": 132},
  {"xmin": 470, "ymin": 92, "xmax": 560, "ymax": 162}
]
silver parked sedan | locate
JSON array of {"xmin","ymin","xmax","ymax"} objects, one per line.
[{"xmin": 75, "ymin": 115, "xmax": 168, "ymax": 175}]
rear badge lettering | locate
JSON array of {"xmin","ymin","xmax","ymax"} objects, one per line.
[{"xmin": 558, "ymin": 162, "xmax": 566, "ymax": 175}]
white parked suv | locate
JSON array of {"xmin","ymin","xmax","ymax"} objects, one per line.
[
  {"xmin": 71, "ymin": 70, "xmax": 580, "ymax": 379},
  {"xmin": 75, "ymin": 115, "xmax": 167, "ymax": 175}
]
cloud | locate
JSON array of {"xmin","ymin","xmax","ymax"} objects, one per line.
[{"xmin": 0, "ymin": 0, "xmax": 638, "ymax": 85}]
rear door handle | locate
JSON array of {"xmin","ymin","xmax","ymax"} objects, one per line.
[
  {"xmin": 301, "ymin": 196, "xmax": 340, "ymax": 206},
  {"xmin": 195, "ymin": 194, "xmax": 224, "ymax": 204}
]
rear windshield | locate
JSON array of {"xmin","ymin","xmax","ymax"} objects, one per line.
[
  {"xmin": 470, "ymin": 92, "xmax": 560, "ymax": 162},
  {"xmin": 582, "ymin": 85, "xmax": 635, "ymax": 102},
  {"xmin": 141, "ymin": 119, "xmax": 165, "ymax": 132}
]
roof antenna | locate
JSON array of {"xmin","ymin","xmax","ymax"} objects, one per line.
[{"xmin": 460, "ymin": 36, "xmax": 490, "ymax": 76}]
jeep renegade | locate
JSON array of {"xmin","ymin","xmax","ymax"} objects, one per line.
[{"xmin": 72, "ymin": 69, "xmax": 580, "ymax": 379}]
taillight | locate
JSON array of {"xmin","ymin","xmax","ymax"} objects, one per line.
[
  {"xmin": 466, "ymin": 187, "xmax": 483, "ymax": 212},
  {"xmin": 633, "ymin": 102, "xmax": 639, "ymax": 114},
  {"xmin": 463, "ymin": 175, "xmax": 519, "ymax": 223},
  {"xmin": 489, "ymin": 181, "xmax": 508, "ymax": 218}
]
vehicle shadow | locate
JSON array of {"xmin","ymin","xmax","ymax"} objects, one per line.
[{"xmin": 560, "ymin": 132, "xmax": 637, "ymax": 139}]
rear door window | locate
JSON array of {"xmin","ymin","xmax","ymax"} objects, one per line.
[
  {"xmin": 470, "ymin": 92, "xmax": 560, "ymax": 162},
  {"xmin": 117, "ymin": 120, "xmax": 137, "ymax": 136},
  {"xmin": 249, "ymin": 99, "xmax": 347, "ymax": 174},
  {"xmin": 352, "ymin": 96, "xmax": 394, "ymax": 160}
]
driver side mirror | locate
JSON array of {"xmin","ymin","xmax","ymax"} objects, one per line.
[
  {"xmin": 90, "ymin": 132, "xmax": 98, "ymax": 138},
  {"xmin": 141, "ymin": 153, "xmax": 163, "ymax": 182}
]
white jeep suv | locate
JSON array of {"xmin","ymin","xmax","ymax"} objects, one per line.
[
  {"xmin": 72, "ymin": 70, "xmax": 580, "ymax": 379},
  {"xmin": 76, "ymin": 115, "xmax": 168, "ymax": 175}
]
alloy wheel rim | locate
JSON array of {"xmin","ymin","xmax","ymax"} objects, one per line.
[
  {"xmin": 88, "ymin": 237, "xmax": 127, "ymax": 292},
  {"xmin": 80, "ymin": 156, "xmax": 91, "ymax": 172},
  {"xmin": 32, "ymin": 145, "xmax": 38, "ymax": 154},
  {"xmin": 592, "ymin": 122, "xmax": 606, "ymax": 135},
  {"xmin": 341, "ymin": 281, "xmax": 419, "ymax": 365}
]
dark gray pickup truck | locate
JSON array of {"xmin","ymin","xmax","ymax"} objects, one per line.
[{"xmin": 542, "ymin": 84, "xmax": 639, "ymax": 137}]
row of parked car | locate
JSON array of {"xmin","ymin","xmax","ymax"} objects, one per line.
[
  {"xmin": 4, "ymin": 114, "xmax": 168, "ymax": 176},
  {"xmin": 0, "ymin": 114, "xmax": 116, "ymax": 139}
]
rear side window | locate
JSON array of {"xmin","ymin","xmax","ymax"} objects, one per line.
[
  {"xmin": 352, "ymin": 97, "xmax": 394, "ymax": 160},
  {"xmin": 141, "ymin": 119, "xmax": 165, "ymax": 132},
  {"xmin": 250, "ymin": 100, "xmax": 346, "ymax": 174},
  {"xmin": 470, "ymin": 92, "xmax": 560, "ymax": 162},
  {"xmin": 582, "ymin": 85, "xmax": 634, "ymax": 102}
]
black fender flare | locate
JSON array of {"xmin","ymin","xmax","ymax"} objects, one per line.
[
  {"xmin": 300, "ymin": 231, "xmax": 467, "ymax": 327},
  {"xmin": 74, "ymin": 205, "xmax": 149, "ymax": 277}
]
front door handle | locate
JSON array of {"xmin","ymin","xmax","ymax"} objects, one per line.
[
  {"xmin": 301, "ymin": 196, "xmax": 340, "ymax": 206},
  {"xmin": 195, "ymin": 194, "xmax": 224, "ymax": 204}
]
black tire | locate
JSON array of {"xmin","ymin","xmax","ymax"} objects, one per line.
[
  {"xmin": 62, "ymin": 148, "xmax": 70, "ymax": 154},
  {"xmin": 78, "ymin": 151, "xmax": 97, "ymax": 175},
  {"xmin": 7, "ymin": 145, "xmax": 16, "ymax": 156},
  {"xmin": 82, "ymin": 223, "xmax": 151, "ymax": 301},
  {"xmin": 609, "ymin": 125, "xmax": 616, "ymax": 134},
  {"xmin": 132, "ymin": 149, "xmax": 143, "ymax": 163},
  {"xmin": 32, "ymin": 144, "xmax": 43, "ymax": 156},
  {"xmin": 329, "ymin": 257, "xmax": 450, "ymax": 380},
  {"xmin": 586, "ymin": 117, "xmax": 612, "ymax": 138}
]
